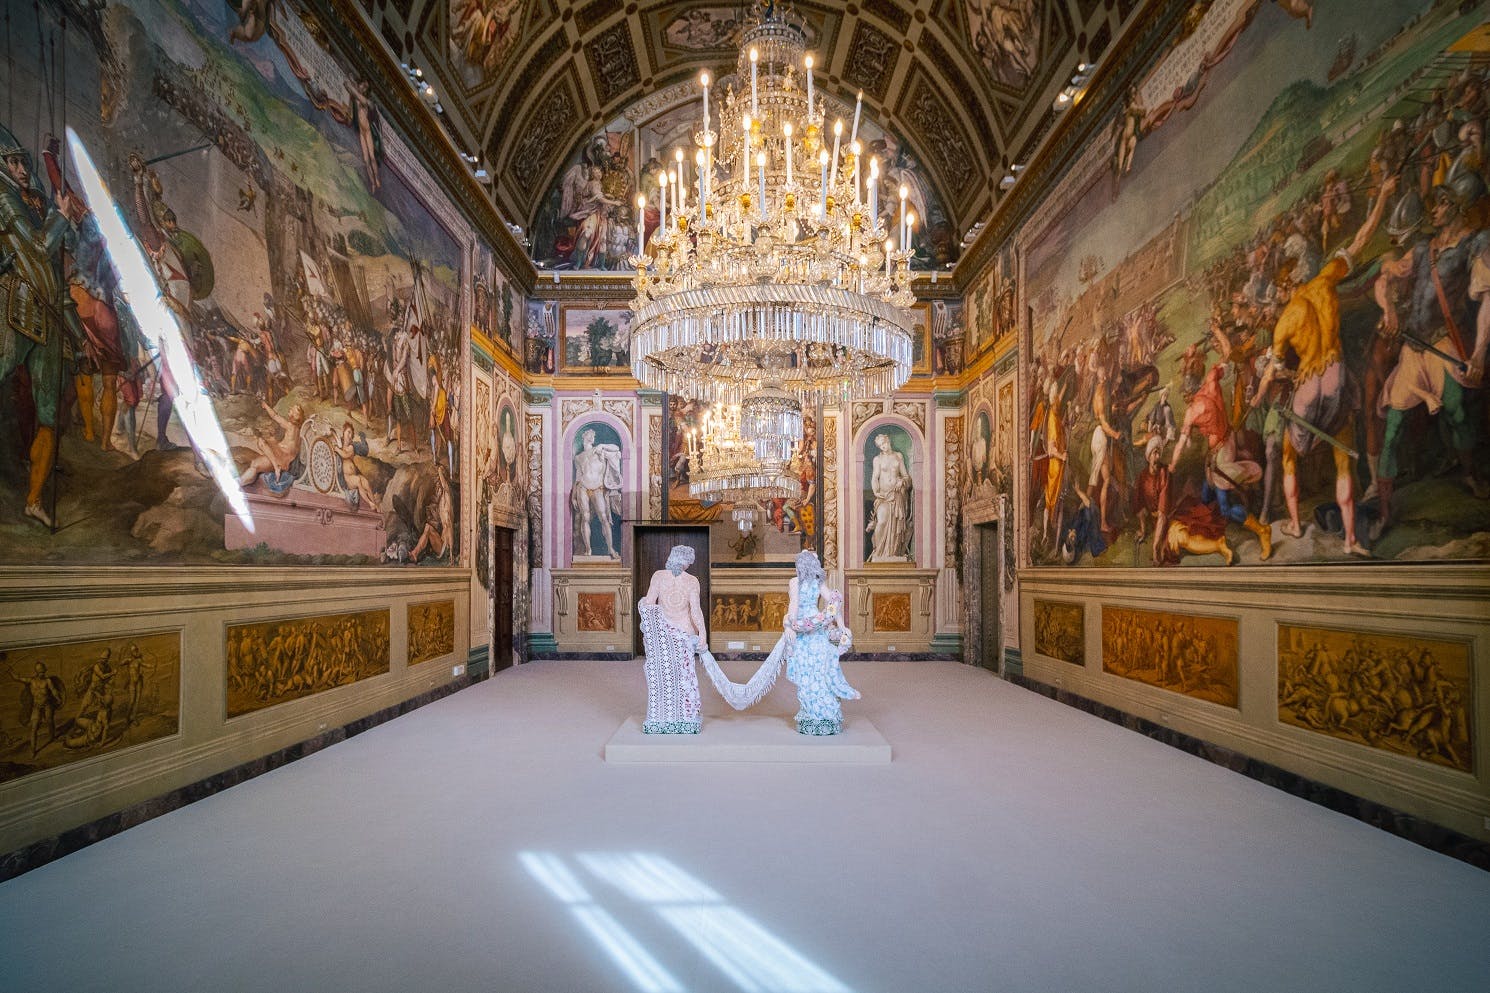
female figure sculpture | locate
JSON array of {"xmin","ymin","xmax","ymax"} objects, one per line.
[{"xmin": 782, "ymin": 550, "xmax": 860, "ymax": 735}]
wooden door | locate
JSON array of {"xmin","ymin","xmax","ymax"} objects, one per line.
[
  {"xmin": 631, "ymin": 525, "xmax": 710, "ymax": 656},
  {"xmin": 978, "ymin": 523, "xmax": 1001, "ymax": 672},
  {"xmin": 493, "ymin": 526, "xmax": 515, "ymax": 672}
]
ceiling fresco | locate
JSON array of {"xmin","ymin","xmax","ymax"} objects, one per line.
[{"xmin": 353, "ymin": 0, "xmax": 1148, "ymax": 269}]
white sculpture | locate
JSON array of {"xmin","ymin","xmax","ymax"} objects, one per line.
[
  {"xmin": 638, "ymin": 545, "xmax": 706, "ymax": 733},
  {"xmin": 571, "ymin": 426, "xmax": 622, "ymax": 558},
  {"xmin": 867, "ymin": 431, "xmax": 913, "ymax": 562},
  {"xmin": 638, "ymin": 546, "xmax": 860, "ymax": 736}
]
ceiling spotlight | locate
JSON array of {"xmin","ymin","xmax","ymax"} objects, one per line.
[{"xmin": 473, "ymin": 166, "xmax": 490, "ymax": 183}]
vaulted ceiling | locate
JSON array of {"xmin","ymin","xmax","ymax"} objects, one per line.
[{"xmin": 355, "ymin": 0, "xmax": 1146, "ymax": 259}]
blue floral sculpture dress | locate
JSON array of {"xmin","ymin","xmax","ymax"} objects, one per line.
[{"xmin": 784, "ymin": 577, "xmax": 860, "ymax": 735}]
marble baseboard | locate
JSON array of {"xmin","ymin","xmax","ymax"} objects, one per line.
[
  {"xmin": 1008, "ymin": 673, "xmax": 1490, "ymax": 872},
  {"xmin": 0, "ymin": 676, "xmax": 476, "ymax": 883},
  {"xmin": 528, "ymin": 651, "xmax": 636, "ymax": 661}
]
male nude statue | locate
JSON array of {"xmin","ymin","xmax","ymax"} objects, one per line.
[
  {"xmin": 571, "ymin": 427, "xmax": 621, "ymax": 558},
  {"xmin": 640, "ymin": 544, "xmax": 707, "ymax": 644}
]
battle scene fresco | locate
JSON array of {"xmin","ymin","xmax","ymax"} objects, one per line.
[
  {"xmin": 0, "ymin": 0, "xmax": 465, "ymax": 567},
  {"xmin": 1102, "ymin": 605, "xmax": 1239, "ymax": 707},
  {"xmin": 0, "ymin": 630, "xmax": 180, "ymax": 783},
  {"xmin": 1278, "ymin": 623, "xmax": 1472, "ymax": 772},
  {"xmin": 407, "ymin": 599, "xmax": 456, "ymax": 666},
  {"xmin": 226, "ymin": 608, "xmax": 391, "ymax": 718},
  {"xmin": 1024, "ymin": 1, "xmax": 1490, "ymax": 568}
]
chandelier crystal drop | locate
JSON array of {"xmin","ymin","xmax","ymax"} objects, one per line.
[
  {"xmin": 739, "ymin": 381, "xmax": 802, "ymax": 463},
  {"xmin": 630, "ymin": 4, "xmax": 918, "ymax": 411}
]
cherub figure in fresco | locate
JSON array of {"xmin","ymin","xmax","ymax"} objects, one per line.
[
  {"xmin": 1273, "ymin": 0, "xmax": 1313, "ymax": 30},
  {"xmin": 228, "ymin": 0, "xmax": 276, "ymax": 46},
  {"xmin": 237, "ymin": 401, "xmax": 306, "ymax": 489}
]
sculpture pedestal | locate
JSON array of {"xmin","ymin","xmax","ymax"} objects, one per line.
[{"xmin": 604, "ymin": 714, "xmax": 891, "ymax": 764}]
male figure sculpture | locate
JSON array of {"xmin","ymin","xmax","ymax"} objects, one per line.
[
  {"xmin": 637, "ymin": 545, "xmax": 706, "ymax": 733},
  {"xmin": 571, "ymin": 427, "xmax": 622, "ymax": 558}
]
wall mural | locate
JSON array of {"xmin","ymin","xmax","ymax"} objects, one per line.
[
  {"xmin": 226, "ymin": 608, "xmax": 391, "ymax": 718},
  {"xmin": 1024, "ymin": 1, "xmax": 1490, "ymax": 568},
  {"xmin": 472, "ymin": 241, "xmax": 518, "ymax": 355},
  {"xmin": 1102, "ymin": 605, "xmax": 1239, "ymax": 707},
  {"xmin": 408, "ymin": 599, "xmax": 456, "ymax": 666},
  {"xmin": 0, "ymin": 0, "xmax": 466, "ymax": 567},
  {"xmin": 965, "ymin": 244, "xmax": 1017, "ymax": 363},
  {"xmin": 473, "ymin": 364, "xmax": 494, "ymax": 611},
  {"xmin": 931, "ymin": 298, "xmax": 965, "ymax": 375},
  {"xmin": 1278, "ymin": 623, "xmax": 1472, "ymax": 773},
  {"xmin": 524, "ymin": 298, "xmax": 558, "ymax": 374},
  {"xmin": 569, "ymin": 419, "xmax": 624, "ymax": 562},
  {"xmin": 528, "ymin": 101, "xmax": 959, "ymax": 271},
  {"xmin": 863, "ymin": 423, "xmax": 916, "ymax": 564},
  {"xmin": 559, "ymin": 306, "xmax": 632, "ymax": 374},
  {"xmin": 1033, "ymin": 598, "xmax": 1084, "ymax": 665},
  {"xmin": 0, "ymin": 630, "xmax": 180, "ymax": 783}
]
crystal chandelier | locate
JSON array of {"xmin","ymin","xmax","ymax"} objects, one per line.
[
  {"xmin": 685, "ymin": 403, "xmax": 798, "ymax": 504},
  {"xmin": 630, "ymin": 4, "xmax": 919, "ymax": 422}
]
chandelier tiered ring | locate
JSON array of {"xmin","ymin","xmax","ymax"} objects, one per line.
[{"xmin": 630, "ymin": 6, "xmax": 919, "ymax": 419}]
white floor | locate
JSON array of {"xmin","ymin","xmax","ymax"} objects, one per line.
[{"xmin": 1, "ymin": 661, "xmax": 1487, "ymax": 993}]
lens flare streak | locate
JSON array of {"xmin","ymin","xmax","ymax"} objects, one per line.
[{"xmin": 64, "ymin": 128, "xmax": 254, "ymax": 531}]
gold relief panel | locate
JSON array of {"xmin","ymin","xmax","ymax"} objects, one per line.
[
  {"xmin": 1278, "ymin": 625, "xmax": 1472, "ymax": 773},
  {"xmin": 408, "ymin": 600, "xmax": 456, "ymax": 667},
  {"xmin": 577, "ymin": 593, "xmax": 617, "ymax": 632},
  {"xmin": 0, "ymin": 631, "xmax": 181, "ymax": 784},
  {"xmin": 1033, "ymin": 599, "xmax": 1085, "ymax": 666},
  {"xmin": 872, "ymin": 593, "xmax": 912, "ymax": 633},
  {"xmin": 711, "ymin": 594, "xmax": 762, "ymax": 632},
  {"xmin": 226, "ymin": 610, "xmax": 391, "ymax": 719},
  {"xmin": 1102, "ymin": 606, "xmax": 1238, "ymax": 708},
  {"xmin": 760, "ymin": 593, "xmax": 790, "ymax": 634}
]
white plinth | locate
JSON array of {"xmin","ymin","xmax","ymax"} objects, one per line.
[{"xmin": 605, "ymin": 714, "xmax": 891, "ymax": 764}]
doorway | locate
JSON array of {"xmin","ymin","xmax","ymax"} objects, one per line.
[
  {"xmin": 978, "ymin": 523, "xmax": 1001, "ymax": 672},
  {"xmin": 631, "ymin": 525, "xmax": 710, "ymax": 656},
  {"xmin": 493, "ymin": 526, "xmax": 515, "ymax": 672}
]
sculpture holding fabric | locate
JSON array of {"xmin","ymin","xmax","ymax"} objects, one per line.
[{"xmin": 638, "ymin": 546, "xmax": 860, "ymax": 736}]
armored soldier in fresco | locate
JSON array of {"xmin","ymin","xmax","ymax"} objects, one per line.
[{"xmin": 0, "ymin": 124, "xmax": 85, "ymax": 526}]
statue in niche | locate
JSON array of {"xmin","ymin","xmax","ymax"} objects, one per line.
[
  {"xmin": 637, "ymin": 545, "xmax": 706, "ymax": 733},
  {"xmin": 867, "ymin": 431, "xmax": 913, "ymax": 562},
  {"xmin": 571, "ymin": 425, "xmax": 622, "ymax": 559}
]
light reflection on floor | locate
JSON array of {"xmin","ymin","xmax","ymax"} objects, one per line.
[{"xmin": 521, "ymin": 851, "xmax": 854, "ymax": 993}]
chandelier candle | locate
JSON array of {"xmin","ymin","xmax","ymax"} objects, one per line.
[
  {"xmin": 629, "ymin": 4, "xmax": 916, "ymax": 413},
  {"xmin": 830, "ymin": 120, "xmax": 842, "ymax": 189},
  {"xmin": 850, "ymin": 90, "xmax": 863, "ymax": 144}
]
